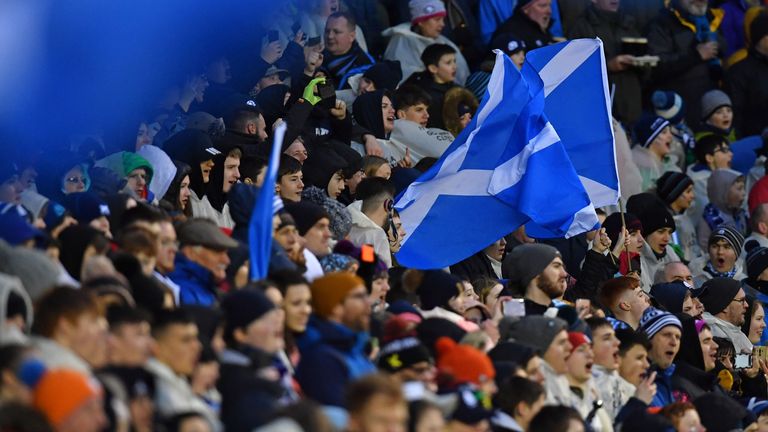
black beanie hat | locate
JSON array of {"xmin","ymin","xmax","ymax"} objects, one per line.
[
  {"xmin": 602, "ymin": 212, "xmax": 643, "ymax": 246},
  {"xmin": 751, "ymin": 12, "xmax": 768, "ymax": 50},
  {"xmin": 416, "ymin": 317, "xmax": 467, "ymax": 358},
  {"xmin": 63, "ymin": 191, "xmax": 111, "ymax": 224},
  {"xmin": 416, "ymin": 270, "xmax": 463, "ymax": 311},
  {"xmin": 377, "ymin": 337, "xmax": 432, "ymax": 372},
  {"xmin": 698, "ymin": 277, "xmax": 742, "ymax": 315},
  {"xmin": 656, "ymin": 171, "xmax": 693, "ymax": 205},
  {"xmin": 363, "ymin": 60, "xmax": 403, "ymax": 92},
  {"xmin": 708, "ymin": 225, "xmax": 745, "ymax": 254},
  {"xmin": 221, "ymin": 289, "xmax": 276, "ymax": 340},
  {"xmin": 745, "ymin": 240, "xmax": 768, "ymax": 281},
  {"xmin": 284, "ymin": 201, "xmax": 329, "ymax": 236},
  {"xmin": 627, "ymin": 193, "xmax": 676, "ymax": 235}
]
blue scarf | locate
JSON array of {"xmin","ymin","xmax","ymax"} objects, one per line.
[{"xmin": 704, "ymin": 261, "xmax": 737, "ymax": 279}]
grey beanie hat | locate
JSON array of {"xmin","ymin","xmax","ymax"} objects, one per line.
[
  {"xmin": 700, "ymin": 89, "xmax": 732, "ymax": 121},
  {"xmin": 502, "ymin": 244, "xmax": 561, "ymax": 288},
  {"xmin": 500, "ymin": 315, "xmax": 568, "ymax": 354}
]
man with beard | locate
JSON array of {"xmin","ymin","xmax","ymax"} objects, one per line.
[
  {"xmin": 647, "ymin": 0, "xmax": 726, "ymax": 127},
  {"xmin": 295, "ymin": 273, "xmax": 376, "ymax": 407},
  {"xmin": 698, "ymin": 277, "xmax": 752, "ymax": 353},
  {"xmin": 502, "ymin": 244, "xmax": 567, "ymax": 316}
]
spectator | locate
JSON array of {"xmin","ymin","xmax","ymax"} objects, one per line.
[
  {"xmin": 284, "ymin": 201, "xmax": 332, "ymax": 280},
  {"xmin": 567, "ymin": 0, "xmax": 644, "ymax": 124},
  {"xmin": 741, "ymin": 297, "xmax": 766, "ymax": 347},
  {"xmin": 435, "ymin": 336, "xmax": 497, "ymax": 395},
  {"xmin": 695, "ymin": 89, "xmax": 736, "ymax": 142},
  {"xmin": 746, "ymin": 204, "xmax": 768, "ymax": 249},
  {"xmin": 615, "ymin": 328, "xmax": 652, "ymax": 391},
  {"xmin": 698, "ymin": 277, "xmax": 752, "ymax": 353},
  {"xmin": 450, "ymin": 237, "xmax": 506, "ymax": 281},
  {"xmin": 146, "ymin": 309, "xmax": 217, "ymax": 429},
  {"xmin": 301, "ymin": 150, "xmax": 347, "ymax": 201},
  {"xmin": 671, "ymin": 315, "xmax": 720, "ymax": 400},
  {"xmin": 689, "ymin": 225, "xmax": 745, "ymax": 285},
  {"xmin": 346, "ymin": 177, "xmax": 396, "ymax": 268},
  {"xmin": 31, "ymin": 287, "xmax": 108, "ymax": 374},
  {"xmin": 651, "ymin": 90, "xmax": 696, "ymax": 166},
  {"xmin": 33, "ymin": 369, "xmax": 107, "ymax": 432},
  {"xmin": 163, "ymin": 130, "xmax": 225, "ymax": 210},
  {"xmin": 218, "ymin": 289, "xmax": 288, "ymax": 431},
  {"xmin": 686, "ymin": 134, "xmax": 733, "ymax": 228},
  {"xmin": 345, "ymin": 374, "xmax": 408, "ymax": 432},
  {"xmin": 656, "ymin": 172, "xmax": 700, "ymax": 261},
  {"xmin": 658, "ymin": 402, "xmax": 706, "ymax": 432},
  {"xmin": 627, "ymin": 193, "xmax": 681, "ymax": 291},
  {"xmin": 295, "ymin": 273, "xmax": 375, "ymax": 407},
  {"xmin": 403, "ymin": 44, "xmax": 461, "ymax": 130},
  {"xmin": 155, "ymin": 219, "xmax": 181, "ymax": 305},
  {"xmin": 598, "ymin": 277, "xmax": 650, "ymax": 330},
  {"xmin": 382, "ymin": 0, "xmax": 470, "ymax": 86},
  {"xmin": 493, "ymin": 0, "xmax": 554, "ymax": 51},
  {"xmin": 528, "ymin": 405, "xmax": 585, "ymax": 432},
  {"xmin": 442, "ymin": 87, "xmax": 478, "ymax": 137},
  {"xmin": 160, "ymin": 161, "xmax": 193, "ymax": 219},
  {"xmin": 190, "ymin": 146, "xmax": 242, "ymax": 228},
  {"xmin": 502, "ymin": 244, "xmax": 566, "ymax": 315},
  {"xmin": 631, "ymin": 114, "xmax": 679, "ymax": 192},
  {"xmin": 650, "ymin": 282, "xmax": 698, "ymax": 316},
  {"xmin": 646, "ymin": 0, "xmax": 726, "ymax": 127},
  {"xmin": 744, "ymin": 244, "xmax": 768, "ymax": 344},
  {"xmin": 504, "ymin": 316, "xmax": 572, "ymax": 405},
  {"xmin": 105, "ymin": 305, "xmax": 153, "ymax": 367},
  {"xmin": 637, "ymin": 307, "xmax": 682, "ymax": 407},
  {"xmin": 168, "ymin": 218, "xmax": 239, "ymax": 307},
  {"xmin": 377, "ymin": 333, "xmax": 436, "ymax": 391},
  {"xmin": 322, "ymin": 12, "xmax": 375, "ymax": 89},
  {"xmin": 564, "ymin": 332, "xmax": 613, "ymax": 430},
  {"xmin": 276, "ymin": 155, "xmax": 304, "ymax": 204},
  {"xmin": 95, "ymin": 151, "xmax": 155, "ymax": 202},
  {"xmin": 491, "ymin": 376, "xmax": 546, "ymax": 432},
  {"xmin": 698, "ymin": 169, "xmax": 747, "ymax": 247},
  {"xmin": 726, "ymin": 11, "xmax": 768, "ymax": 138}
]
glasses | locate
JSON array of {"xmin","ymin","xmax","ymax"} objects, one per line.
[
  {"xmin": 65, "ymin": 176, "xmax": 86, "ymax": 184},
  {"xmin": 732, "ymin": 297, "xmax": 748, "ymax": 305}
]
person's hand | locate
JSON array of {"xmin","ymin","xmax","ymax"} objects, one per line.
[
  {"xmin": 363, "ymin": 134, "xmax": 383, "ymax": 156},
  {"xmin": 634, "ymin": 371, "xmax": 657, "ymax": 404},
  {"xmin": 742, "ymin": 355, "xmax": 766, "ymax": 378},
  {"xmin": 697, "ymin": 41, "xmax": 719, "ymax": 61},
  {"xmin": 303, "ymin": 77, "xmax": 325, "ymax": 105},
  {"xmin": 397, "ymin": 148, "xmax": 412, "ymax": 168},
  {"xmin": 607, "ymin": 54, "xmax": 635, "ymax": 72},
  {"xmin": 576, "ymin": 299, "xmax": 592, "ymax": 319},
  {"xmin": 512, "ymin": 226, "xmax": 535, "ymax": 244},
  {"xmin": 293, "ymin": 30, "xmax": 306, "ymax": 46},
  {"xmin": 592, "ymin": 227, "xmax": 611, "ymax": 253},
  {"xmin": 611, "ymin": 227, "xmax": 629, "ymax": 258},
  {"xmin": 261, "ymin": 40, "xmax": 284, "ymax": 64},
  {"xmin": 330, "ymin": 99, "xmax": 347, "ymax": 119},
  {"xmin": 304, "ymin": 50, "xmax": 323, "ymax": 74}
]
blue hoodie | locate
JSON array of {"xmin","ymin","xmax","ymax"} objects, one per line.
[
  {"xmin": 167, "ymin": 254, "xmax": 217, "ymax": 306},
  {"xmin": 650, "ymin": 363, "xmax": 678, "ymax": 407}
]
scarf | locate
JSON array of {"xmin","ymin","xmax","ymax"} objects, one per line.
[{"xmin": 703, "ymin": 261, "xmax": 737, "ymax": 279}]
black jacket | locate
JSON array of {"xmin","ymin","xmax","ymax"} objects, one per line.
[
  {"xmin": 494, "ymin": 13, "xmax": 554, "ymax": 51},
  {"xmin": 450, "ymin": 251, "xmax": 497, "ymax": 282},
  {"xmin": 564, "ymin": 250, "xmax": 619, "ymax": 303},
  {"xmin": 646, "ymin": 7, "xmax": 726, "ymax": 126},
  {"xmin": 726, "ymin": 50, "xmax": 768, "ymax": 138},
  {"xmin": 567, "ymin": 5, "xmax": 645, "ymax": 124}
]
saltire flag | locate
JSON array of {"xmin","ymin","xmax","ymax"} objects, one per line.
[
  {"xmin": 249, "ymin": 122, "xmax": 287, "ymax": 280},
  {"xmin": 525, "ymin": 39, "xmax": 619, "ymax": 237},
  {"xmin": 394, "ymin": 50, "xmax": 598, "ymax": 269}
]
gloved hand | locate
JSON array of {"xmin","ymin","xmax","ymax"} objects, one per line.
[{"xmin": 303, "ymin": 77, "xmax": 326, "ymax": 105}]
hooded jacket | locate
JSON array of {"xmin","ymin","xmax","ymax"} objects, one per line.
[
  {"xmin": 160, "ymin": 161, "xmax": 192, "ymax": 217},
  {"xmin": 697, "ymin": 168, "xmax": 748, "ymax": 248},
  {"xmin": 35, "ymin": 153, "xmax": 91, "ymax": 203},
  {"xmin": 137, "ymin": 145, "xmax": 176, "ymax": 203},
  {"xmin": 0, "ymin": 273, "xmax": 32, "ymax": 344},
  {"xmin": 163, "ymin": 129, "xmax": 223, "ymax": 200},
  {"xmin": 301, "ymin": 149, "xmax": 347, "ymax": 195},
  {"xmin": 353, "ymin": 90, "xmax": 389, "ymax": 140},
  {"xmin": 381, "ymin": 22, "xmax": 470, "ymax": 86},
  {"xmin": 95, "ymin": 151, "xmax": 154, "ymax": 184},
  {"xmin": 639, "ymin": 242, "xmax": 681, "ymax": 293},
  {"xmin": 295, "ymin": 316, "xmax": 376, "ymax": 407},
  {"xmin": 255, "ymin": 84, "xmax": 291, "ymax": 132},
  {"xmin": 346, "ymin": 201, "xmax": 392, "ymax": 268}
]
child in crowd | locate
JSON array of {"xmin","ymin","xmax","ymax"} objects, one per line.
[{"xmin": 403, "ymin": 43, "xmax": 461, "ymax": 130}]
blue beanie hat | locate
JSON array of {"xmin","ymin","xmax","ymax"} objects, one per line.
[{"xmin": 652, "ymin": 91, "xmax": 685, "ymax": 125}]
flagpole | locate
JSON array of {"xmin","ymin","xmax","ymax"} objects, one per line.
[{"xmin": 618, "ymin": 199, "xmax": 630, "ymax": 272}]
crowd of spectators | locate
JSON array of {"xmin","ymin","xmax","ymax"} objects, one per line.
[{"xmin": 2, "ymin": 0, "xmax": 768, "ymax": 431}]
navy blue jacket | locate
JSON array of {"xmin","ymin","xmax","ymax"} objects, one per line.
[
  {"xmin": 295, "ymin": 316, "xmax": 376, "ymax": 407},
  {"xmin": 167, "ymin": 254, "xmax": 217, "ymax": 306}
]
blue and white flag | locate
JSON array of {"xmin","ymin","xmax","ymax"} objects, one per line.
[
  {"xmin": 527, "ymin": 38, "xmax": 619, "ymax": 209},
  {"xmin": 249, "ymin": 122, "xmax": 287, "ymax": 280},
  {"xmin": 394, "ymin": 51, "xmax": 598, "ymax": 269}
]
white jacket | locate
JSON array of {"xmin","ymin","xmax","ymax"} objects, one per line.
[
  {"xmin": 190, "ymin": 194, "xmax": 234, "ymax": 229},
  {"xmin": 146, "ymin": 358, "xmax": 221, "ymax": 431},
  {"xmin": 32, "ymin": 337, "xmax": 92, "ymax": 375},
  {"xmin": 703, "ymin": 312, "xmax": 753, "ymax": 354},
  {"xmin": 541, "ymin": 360, "xmax": 574, "ymax": 407},
  {"xmin": 639, "ymin": 243, "xmax": 680, "ymax": 292},
  {"xmin": 350, "ymin": 120, "xmax": 454, "ymax": 166},
  {"xmin": 381, "ymin": 23, "xmax": 469, "ymax": 85},
  {"xmin": 631, "ymin": 146, "xmax": 680, "ymax": 193},
  {"xmin": 592, "ymin": 365, "xmax": 636, "ymax": 421},
  {"xmin": 346, "ymin": 201, "xmax": 392, "ymax": 267}
]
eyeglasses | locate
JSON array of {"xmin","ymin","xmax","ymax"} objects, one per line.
[
  {"xmin": 732, "ymin": 297, "xmax": 748, "ymax": 305},
  {"xmin": 65, "ymin": 176, "xmax": 86, "ymax": 184}
]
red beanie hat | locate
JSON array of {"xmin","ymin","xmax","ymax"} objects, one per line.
[
  {"xmin": 568, "ymin": 332, "xmax": 591, "ymax": 353},
  {"xmin": 435, "ymin": 336, "xmax": 495, "ymax": 386}
]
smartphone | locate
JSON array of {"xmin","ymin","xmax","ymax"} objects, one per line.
[
  {"xmin": 317, "ymin": 81, "xmax": 337, "ymax": 109},
  {"xmin": 502, "ymin": 299, "xmax": 526, "ymax": 318},
  {"xmin": 735, "ymin": 353, "xmax": 752, "ymax": 369},
  {"xmin": 307, "ymin": 36, "xmax": 321, "ymax": 46},
  {"xmin": 268, "ymin": 30, "xmax": 279, "ymax": 43}
]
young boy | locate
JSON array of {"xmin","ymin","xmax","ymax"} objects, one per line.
[
  {"xmin": 597, "ymin": 277, "xmax": 650, "ymax": 330},
  {"xmin": 389, "ymin": 84, "xmax": 453, "ymax": 163},
  {"xmin": 631, "ymin": 113, "xmax": 679, "ymax": 192},
  {"xmin": 656, "ymin": 171, "xmax": 701, "ymax": 261},
  {"xmin": 687, "ymin": 134, "xmax": 733, "ymax": 225},
  {"xmin": 275, "ymin": 155, "xmax": 303, "ymax": 203},
  {"xmin": 404, "ymin": 43, "xmax": 459, "ymax": 130},
  {"xmin": 696, "ymin": 90, "xmax": 737, "ymax": 143}
]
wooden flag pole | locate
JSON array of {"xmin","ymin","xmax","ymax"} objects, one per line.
[{"xmin": 619, "ymin": 199, "xmax": 630, "ymax": 272}]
